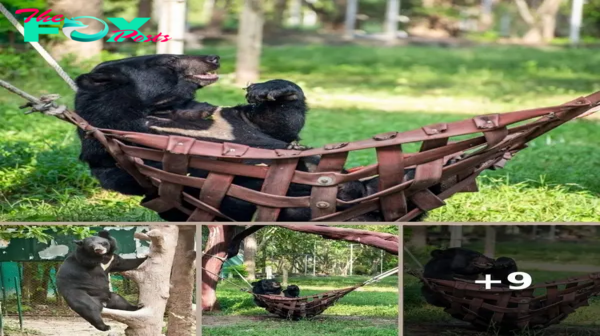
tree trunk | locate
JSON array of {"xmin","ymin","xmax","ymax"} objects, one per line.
[
  {"xmin": 202, "ymin": 0, "xmax": 216, "ymax": 23},
  {"xmin": 138, "ymin": 0, "xmax": 153, "ymax": 18},
  {"xmin": 166, "ymin": 226, "xmax": 196, "ymax": 336},
  {"xmin": 344, "ymin": 0, "xmax": 358, "ymax": 39},
  {"xmin": 235, "ymin": 0, "xmax": 264, "ymax": 86},
  {"xmin": 409, "ymin": 227, "xmax": 427, "ymax": 248},
  {"xmin": 201, "ymin": 225, "xmax": 236, "ymax": 311},
  {"xmin": 515, "ymin": 0, "xmax": 562, "ymax": 44},
  {"xmin": 206, "ymin": 0, "xmax": 232, "ymax": 36},
  {"xmin": 243, "ymin": 232, "xmax": 257, "ymax": 281},
  {"xmin": 271, "ymin": 0, "xmax": 289, "ymax": 30},
  {"xmin": 484, "ymin": 226, "xmax": 496, "ymax": 258},
  {"xmin": 384, "ymin": 0, "xmax": 400, "ymax": 41},
  {"xmin": 289, "ymin": 0, "xmax": 302, "ymax": 26},
  {"xmin": 449, "ymin": 226, "xmax": 463, "ymax": 247},
  {"xmin": 48, "ymin": 0, "xmax": 103, "ymax": 61},
  {"xmin": 101, "ymin": 225, "xmax": 179, "ymax": 336}
]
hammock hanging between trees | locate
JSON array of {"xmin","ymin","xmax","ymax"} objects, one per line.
[
  {"xmin": 207, "ymin": 265, "xmax": 399, "ymax": 319},
  {"xmin": 403, "ymin": 247, "xmax": 600, "ymax": 332}
]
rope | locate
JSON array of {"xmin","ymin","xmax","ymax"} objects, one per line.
[
  {"xmin": 0, "ymin": 3, "xmax": 78, "ymax": 91},
  {"xmin": 361, "ymin": 266, "xmax": 399, "ymax": 286},
  {"xmin": 403, "ymin": 246, "xmax": 424, "ymax": 270},
  {"xmin": 0, "ymin": 79, "xmax": 68, "ymax": 116}
]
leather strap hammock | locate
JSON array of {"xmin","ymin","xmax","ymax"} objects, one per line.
[
  {"xmin": 409, "ymin": 270, "xmax": 600, "ymax": 332},
  {"xmin": 4, "ymin": 79, "xmax": 600, "ymax": 222},
  {"xmin": 210, "ymin": 266, "xmax": 399, "ymax": 320}
]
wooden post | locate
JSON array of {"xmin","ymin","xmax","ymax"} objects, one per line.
[
  {"xmin": 289, "ymin": 0, "xmax": 302, "ymax": 26},
  {"xmin": 304, "ymin": 254, "xmax": 308, "ymax": 275},
  {"xmin": 157, "ymin": 0, "xmax": 186, "ymax": 54},
  {"xmin": 265, "ymin": 266, "xmax": 273, "ymax": 279}
]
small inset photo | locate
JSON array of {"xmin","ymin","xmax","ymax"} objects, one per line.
[
  {"xmin": 403, "ymin": 225, "xmax": 600, "ymax": 336},
  {"xmin": 201, "ymin": 224, "xmax": 399, "ymax": 336},
  {"xmin": 0, "ymin": 224, "xmax": 196, "ymax": 336}
]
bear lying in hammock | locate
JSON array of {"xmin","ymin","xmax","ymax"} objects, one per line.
[{"xmin": 75, "ymin": 54, "xmax": 458, "ymax": 222}]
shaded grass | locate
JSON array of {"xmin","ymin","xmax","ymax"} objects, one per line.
[
  {"xmin": 2, "ymin": 45, "xmax": 600, "ymax": 221},
  {"xmin": 403, "ymin": 269, "xmax": 600, "ymax": 327}
]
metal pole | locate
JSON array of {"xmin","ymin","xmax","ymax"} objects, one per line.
[
  {"xmin": 569, "ymin": 0, "xmax": 584, "ymax": 47},
  {"xmin": 14, "ymin": 276, "xmax": 23, "ymax": 331},
  {"xmin": 380, "ymin": 249, "xmax": 383, "ymax": 274},
  {"xmin": 349, "ymin": 244, "xmax": 354, "ymax": 276}
]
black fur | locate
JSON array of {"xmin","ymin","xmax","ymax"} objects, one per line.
[
  {"xmin": 56, "ymin": 230, "xmax": 147, "ymax": 331},
  {"xmin": 421, "ymin": 248, "xmax": 495, "ymax": 308},
  {"xmin": 74, "ymin": 54, "xmax": 457, "ymax": 222},
  {"xmin": 483, "ymin": 256, "xmax": 518, "ymax": 286},
  {"xmin": 251, "ymin": 279, "xmax": 282, "ymax": 308},
  {"xmin": 283, "ymin": 285, "xmax": 300, "ymax": 298}
]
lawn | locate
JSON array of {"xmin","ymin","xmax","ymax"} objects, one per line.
[
  {"xmin": 1, "ymin": 44, "xmax": 600, "ymax": 221},
  {"xmin": 202, "ymin": 275, "xmax": 399, "ymax": 336}
]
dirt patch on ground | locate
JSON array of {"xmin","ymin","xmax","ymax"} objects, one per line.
[
  {"xmin": 404, "ymin": 323, "xmax": 600, "ymax": 336},
  {"xmin": 202, "ymin": 314, "xmax": 397, "ymax": 327},
  {"xmin": 4, "ymin": 316, "xmax": 127, "ymax": 336}
]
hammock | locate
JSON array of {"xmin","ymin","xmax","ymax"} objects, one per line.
[
  {"xmin": 2, "ymin": 5, "xmax": 600, "ymax": 222},
  {"xmin": 220, "ymin": 266, "xmax": 399, "ymax": 320},
  {"xmin": 404, "ymin": 248, "xmax": 600, "ymax": 331}
]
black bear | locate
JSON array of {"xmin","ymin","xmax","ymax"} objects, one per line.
[
  {"xmin": 74, "ymin": 54, "xmax": 465, "ymax": 222},
  {"xmin": 56, "ymin": 230, "xmax": 147, "ymax": 331},
  {"xmin": 483, "ymin": 256, "xmax": 518, "ymax": 286},
  {"xmin": 421, "ymin": 248, "xmax": 495, "ymax": 308},
  {"xmin": 251, "ymin": 279, "xmax": 282, "ymax": 308},
  {"xmin": 74, "ymin": 54, "xmax": 385, "ymax": 222},
  {"xmin": 283, "ymin": 285, "xmax": 300, "ymax": 298}
]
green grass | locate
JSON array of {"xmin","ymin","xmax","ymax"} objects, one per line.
[
  {"xmin": 202, "ymin": 275, "xmax": 398, "ymax": 335},
  {"xmin": 1, "ymin": 44, "xmax": 600, "ymax": 221}
]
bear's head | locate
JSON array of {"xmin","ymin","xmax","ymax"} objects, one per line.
[
  {"xmin": 74, "ymin": 230, "xmax": 116, "ymax": 256},
  {"xmin": 75, "ymin": 54, "xmax": 220, "ymax": 111},
  {"xmin": 251, "ymin": 279, "xmax": 282, "ymax": 294},
  {"xmin": 430, "ymin": 247, "xmax": 495, "ymax": 275}
]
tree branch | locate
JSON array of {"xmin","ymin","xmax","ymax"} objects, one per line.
[{"xmin": 514, "ymin": 0, "xmax": 536, "ymax": 25}]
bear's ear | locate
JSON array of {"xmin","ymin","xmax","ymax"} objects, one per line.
[
  {"xmin": 73, "ymin": 240, "xmax": 82, "ymax": 246},
  {"xmin": 76, "ymin": 71, "xmax": 129, "ymax": 90},
  {"xmin": 98, "ymin": 230, "xmax": 110, "ymax": 239},
  {"xmin": 430, "ymin": 249, "xmax": 443, "ymax": 258}
]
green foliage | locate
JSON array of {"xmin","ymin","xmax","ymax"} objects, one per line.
[
  {"xmin": 0, "ymin": 225, "xmax": 95, "ymax": 243},
  {"xmin": 222, "ymin": 264, "xmax": 248, "ymax": 278},
  {"xmin": 0, "ymin": 0, "xmax": 46, "ymax": 34}
]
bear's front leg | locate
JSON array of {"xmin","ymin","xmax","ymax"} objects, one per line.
[{"xmin": 242, "ymin": 79, "xmax": 308, "ymax": 144}]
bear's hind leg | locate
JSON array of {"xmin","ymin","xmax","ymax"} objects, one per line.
[
  {"xmin": 66, "ymin": 293, "xmax": 111, "ymax": 331},
  {"xmin": 107, "ymin": 292, "xmax": 142, "ymax": 311}
]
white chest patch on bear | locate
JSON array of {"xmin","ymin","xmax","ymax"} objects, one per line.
[
  {"xmin": 149, "ymin": 107, "xmax": 236, "ymax": 140},
  {"xmin": 101, "ymin": 255, "xmax": 115, "ymax": 292}
]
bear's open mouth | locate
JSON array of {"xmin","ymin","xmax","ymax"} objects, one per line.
[{"xmin": 187, "ymin": 71, "xmax": 219, "ymax": 86}]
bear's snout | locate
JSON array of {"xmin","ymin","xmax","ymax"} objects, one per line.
[{"xmin": 93, "ymin": 246, "xmax": 107, "ymax": 254}]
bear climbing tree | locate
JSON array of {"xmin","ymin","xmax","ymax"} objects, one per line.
[
  {"xmin": 100, "ymin": 225, "xmax": 180, "ymax": 336},
  {"xmin": 201, "ymin": 224, "xmax": 399, "ymax": 311}
]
